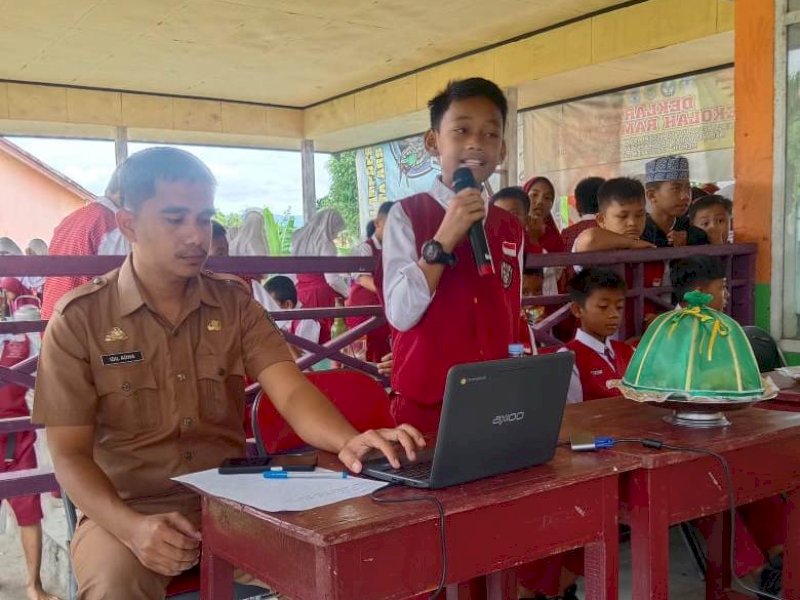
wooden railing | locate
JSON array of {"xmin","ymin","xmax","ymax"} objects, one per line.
[{"xmin": 0, "ymin": 243, "xmax": 757, "ymax": 498}]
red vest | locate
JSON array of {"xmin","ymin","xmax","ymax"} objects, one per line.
[
  {"xmin": 295, "ymin": 273, "xmax": 343, "ymax": 345},
  {"xmin": 382, "ymin": 193, "xmax": 523, "ymax": 430},
  {"xmin": 346, "ymin": 238, "xmax": 381, "ymax": 326},
  {"xmin": 565, "ymin": 338, "xmax": 633, "ymax": 402},
  {"xmin": 0, "ymin": 336, "xmax": 32, "ymax": 419}
]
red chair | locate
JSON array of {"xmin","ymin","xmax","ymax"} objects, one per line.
[{"xmin": 252, "ymin": 369, "xmax": 395, "ymax": 455}]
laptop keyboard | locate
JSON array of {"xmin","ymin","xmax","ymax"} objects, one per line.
[{"xmin": 388, "ymin": 461, "xmax": 433, "ymax": 480}]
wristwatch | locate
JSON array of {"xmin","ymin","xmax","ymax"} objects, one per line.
[{"xmin": 421, "ymin": 240, "xmax": 457, "ymax": 266}]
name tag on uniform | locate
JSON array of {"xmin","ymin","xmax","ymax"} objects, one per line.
[{"xmin": 101, "ymin": 351, "xmax": 144, "ymax": 366}]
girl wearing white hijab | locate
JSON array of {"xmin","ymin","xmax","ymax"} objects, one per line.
[
  {"xmin": 291, "ymin": 209, "xmax": 349, "ymax": 343},
  {"xmin": 22, "ymin": 239, "xmax": 48, "ymax": 296},
  {"xmin": 229, "ymin": 209, "xmax": 270, "ymax": 257},
  {"xmin": 0, "ymin": 237, "xmax": 23, "ymax": 256}
]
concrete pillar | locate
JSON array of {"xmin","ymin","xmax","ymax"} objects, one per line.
[
  {"xmin": 501, "ymin": 87, "xmax": 519, "ymax": 189},
  {"xmin": 114, "ymin": 127, "xmax": 128, "ymax": 165},
  {"xmin": 301, "ymin": 139, "xmax": 316, "ymax": 223}
]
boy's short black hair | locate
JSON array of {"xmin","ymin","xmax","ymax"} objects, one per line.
[
  {"xmin": 265, "ymin": 275, "xmax": 297, "ymax": 306},
  {"xmin": 688, "ymin": 194, "xmax": 733, "ymax": 221},
  {"xmin": 597, "ymin": 177, "xmax": 646, "ymax": 211},
  {"xmin": 376, "ymin": 202, "xmax": 394, "ymax": 218},
  {"xmin": 669, "ymin": 256, "xmax": 726, "ymax": 303},
  {"xmin": 491, "ymin": 186, "xmax": 530, "ymax": 215},
  {"xmin": 428, "ymin": 78, "xmax": 508, "ymax": 131},
  {"xmin": 211, "ymin": 220, "xmax": 226, "ymax": 239},
  {"xmin": 118, "ymin": 147, "xmax": 217, "ymax": 212},
  {"xmin": 568, "ymin": 268, "xmax": 627, "ymax": 306},
  {"xmin": 574, "ymin": 177, "xmax": 605, "ymax": 216},
  {"xmin": 366, "ymin": 219, "xmax": 376, "ymax": 238}
]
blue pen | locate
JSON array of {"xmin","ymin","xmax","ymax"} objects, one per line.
[{"xmin": 263, "ymin": 471, "xmax": 349, "ymax": 480}]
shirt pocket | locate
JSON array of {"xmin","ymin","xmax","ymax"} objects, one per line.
[
  {"xmin": 196, "ymin": 353, "xmax": 246, "ymax": 427},
  {"xmin": 94, "ymin": 364, "xmax": 160, "ymax": 434}
]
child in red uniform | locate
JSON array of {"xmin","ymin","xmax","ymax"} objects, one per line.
[
  {"xmin": 0, "ymin": 318, "xmax": 55, "ymax": 600},
  {"xmin": 671, "ymin": 256, "xmax": 786, "ymax": 597},
  {"xmin": 573, "ymin": 178, "xmax": 664, "ymax": 335},
  {"xmin": 561, "ymin": 176, "xmax": 604, "ymax": 251},
  {"xmin": 381, "ymin": 78, "xmax": 524, "ymax": 434},
  {"xmin": 563, "ymin": 269, "xmax": 634, "ymax": 403},
  {"xmin": 491, "ymin": 187, "xmax": 542, "ymax": 354},
  {"xmin": 346, "ymin": 202, "xmax": 393, "ymax": 362}
]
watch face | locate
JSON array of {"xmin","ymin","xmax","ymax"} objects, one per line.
[{"xmin": 423, "ymin": 241, "xmax": 441, "ymax": 263}]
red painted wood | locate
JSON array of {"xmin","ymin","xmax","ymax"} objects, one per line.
[
  {"xmin": 583, "ymin": 475, "xmax": 620, "ymax": 600},
  {"xmin": 703, "ymin": 511, "xmax": 732, "ymax": 600},
  {"xmin": 561, "ymin": 398, "xmax": 800, "ymax": 600},
  {"xmin": 200, "ymin": 533, "xmax": 233, "ymax": 600},
  {"xmin": 785, "ymin": 488, "xmax": 800, "ymax": 600},
  {"xmin": 196, "ymin": 447, "xmax": 637, "ymax": 600},
  {"xmin": 445, "ymin": 579, "xmax": 485, "ymax": 600},
  {"xmin": 485, "ymin": 570, "xmax": 515, "ymax": 600}
]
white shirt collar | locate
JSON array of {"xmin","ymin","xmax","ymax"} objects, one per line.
[
  {"xmin": 575, "ymin": 328, "xmax": 615, "ymax": 358},
  {"xmin": 579, "ymin": 214, "xmax": 597, "ymax": 222},
  {"xmin": 370, "ymin": 234, "xmax": 382, "ymax": 250},
  {"xmin": 429, "ymin": 176, "xmax": 488, "ymax": 209}
]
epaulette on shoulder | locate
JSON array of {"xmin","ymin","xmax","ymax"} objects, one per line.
[
  {"xmin": 54, "ymin": 276, "xmax": 109, "ymax": 315},
  {"xmin": 201, "ymin": 271, "xmax": 251, "ymax": 294}
]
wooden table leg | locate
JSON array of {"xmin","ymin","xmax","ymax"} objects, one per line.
[
  {"xmin": 785, "ymin": 488, "xmax": 800, "ymax": 600},
  {"xmin": 703, "ymin": 511, "xmax": 732, "ymax": 600},
  {"xmin": 627, "ymin": 470, "xmax": 670, "ymax": 600},
  {"xmin": 485, "ymin": 570, "xmax": 515, "ymax": 600},
  {"xmin": 584, "ymin": 475, "xmax": 619, "ymax": 600},
  {"xmin": 446, "ymin": 578, "xmax": 486, "ymax": 600},
  {"xmin": 201, "ymin": 546, "xmax": 234, "ymax": 600}
]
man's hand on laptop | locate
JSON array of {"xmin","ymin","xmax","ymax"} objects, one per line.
[
  {"xmin": 338, "ymin": 425, "xmax": 425, "ymax": 473},
  {"xmin": 124, "ymin": 512, "xmax": 202, "ymax": 576}
]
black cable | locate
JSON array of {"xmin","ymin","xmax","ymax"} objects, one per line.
[
  {"xmin": 613, "ymin": 438, "xmax": 784, "ymax": 600},
  {"xmin": 371, "ymin": 484, "xmax": 447, "ymax": 600}
]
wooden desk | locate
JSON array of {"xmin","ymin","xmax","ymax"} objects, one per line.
[
  {"xmin": 561, "ymin": 397, "xmax": 800, "ymax": 600},
  {"xmin": 199, "ymin": 447, "xmax": 638, "ymax": 600}
]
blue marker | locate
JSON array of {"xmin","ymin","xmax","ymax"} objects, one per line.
[{"xmin": 263, "ymin": 471, "xmax": 349, "ymax": 480}]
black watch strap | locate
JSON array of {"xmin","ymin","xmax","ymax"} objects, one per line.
[{"xmin": 422, "ymin": 240, "xmax": 457, "ymax": 266}]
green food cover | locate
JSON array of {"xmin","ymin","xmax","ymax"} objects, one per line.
[{"xmin": 622, "ymin": 291, "xmax": 764, "ymax": 399}]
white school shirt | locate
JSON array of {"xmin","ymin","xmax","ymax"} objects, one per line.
[
  {"xmin": 559, "ymin": 329, "xmax": 618, "ymax": 404},
  {"xmin": 382, "ymin": 177, "xmax": 525, "ymax": 332}
]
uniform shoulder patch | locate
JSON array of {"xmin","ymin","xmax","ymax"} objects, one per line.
[
  {"xmin": 53, "ymin": 275, "xmax": 110, "ymax": 315},
  {"xmin": 201, "ymin": 271, "xmax": 251, "ymax": 294}
]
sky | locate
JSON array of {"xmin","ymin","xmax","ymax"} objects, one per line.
[{"xmin": 7, "ymin": 137, "xmax": 332, "ymax": 218}]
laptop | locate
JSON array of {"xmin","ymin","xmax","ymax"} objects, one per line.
[{"xmin": 362, "ymin": 352, "xmax": 574, "ymax": 489}]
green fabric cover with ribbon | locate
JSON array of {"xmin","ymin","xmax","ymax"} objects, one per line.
[{"xmin": 622, "ymin": 291, "xmax": 764, "ymax": 399}]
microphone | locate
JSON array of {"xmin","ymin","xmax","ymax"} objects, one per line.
[{"xmin": 452, "ymin": 167, "xmax": 494, "ymax": 276}]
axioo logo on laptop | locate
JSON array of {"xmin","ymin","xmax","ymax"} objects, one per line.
[{"xmin": 492, "ymin": 412, "xmax": 525, "ymax": 426}]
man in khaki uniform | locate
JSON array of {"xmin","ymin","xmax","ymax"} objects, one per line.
[{"xmin": 32, "ymin": 147, "xmax": 424, "ymax": 600}]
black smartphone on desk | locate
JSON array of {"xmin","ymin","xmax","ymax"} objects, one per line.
[{"xmin": 218, "ymin": 452, "xmax": 318, "ymax": 474}]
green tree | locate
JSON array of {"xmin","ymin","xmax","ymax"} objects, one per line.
[{"xmin": 317, "ymin": 151, "xmax": 360, "ymax": 249}]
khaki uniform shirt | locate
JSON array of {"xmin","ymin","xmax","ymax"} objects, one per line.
[{"xmin": 32, "ymin": 256, "xmax": 292, "ymax": 514}]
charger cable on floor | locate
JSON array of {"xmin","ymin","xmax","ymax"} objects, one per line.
[
  {"xmin": 571, "ymin": 435, "xmax": 785, "ymax": 600},
  {"xmin": 371, "ymin": 484, "xmax": 447, "ymax": 600}
]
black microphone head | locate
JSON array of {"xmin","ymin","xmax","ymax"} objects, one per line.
[{"xmin": 452, "ymin": 167, "xmax": 478, "ymax": 193}]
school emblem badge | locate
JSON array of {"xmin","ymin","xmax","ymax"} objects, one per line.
[
  {"xmin": 501, "ymin": 261, "xmax": 513, "ymax": 289},
  {"xmin": 206, "ymin": 319, "xmax": 222, "ymax": 332}
]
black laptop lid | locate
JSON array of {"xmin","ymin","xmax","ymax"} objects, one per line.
[{"xmin": 428, "ymin": 352, "xmax": 574, "ymax": 488}]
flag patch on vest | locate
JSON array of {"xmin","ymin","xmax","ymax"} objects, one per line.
[
  {"xmin": 501, "ymin": 261, "xmax": 513, "ymax": 289},
  {"xmin": 502, "ymin": 241, "xmax": 517, "ymax": 257}
]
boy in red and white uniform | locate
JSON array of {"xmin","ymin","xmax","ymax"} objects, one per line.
[
  {"xmin": 562, "ymin": 268, "xmax": 634, "ymax": 403},
  {"xmin": 381, "ymin": 78, "xmax": 524, "ymax": 434},
  {"xmin": 0, "ymin": 308, "xmax": 56, "ymax": 600}
]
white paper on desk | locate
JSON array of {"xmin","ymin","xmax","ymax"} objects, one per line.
[{"xmin": 172, "ymin": 468, "xmax": 388, "ymax": 512}]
